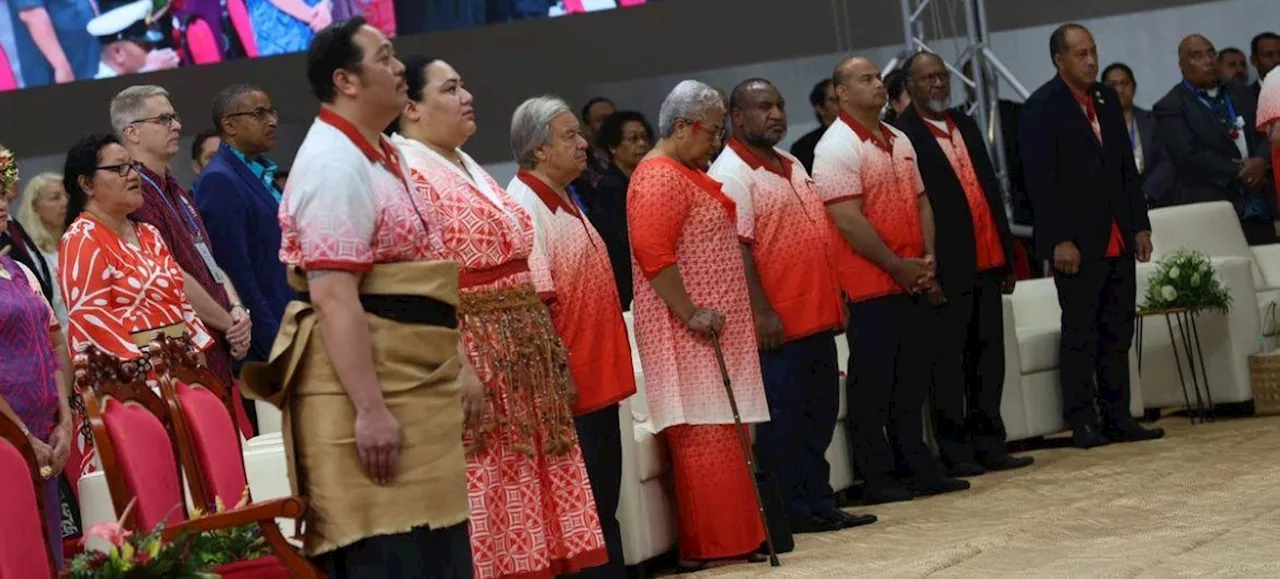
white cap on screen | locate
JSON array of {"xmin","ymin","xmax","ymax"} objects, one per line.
[{"xmin": 86, "ymin": 0, "xmax": 153, "ymax": 38}]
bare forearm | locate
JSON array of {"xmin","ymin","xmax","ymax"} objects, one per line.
[
  {"xmin": 648, "ymin": 265, "xmax": 697, "ymax": 322},
  {"xmin": 831, "ymin": 211, "xmax": 902, "ymax": 272},
  {"xmin": 311, "ymin": 274, "xmax": 385, "ymax": 413},
  {"xmin": 221, "ymin": 272, "xmax": 242, "ymax": 306},
  {"xmin": 53, "ymin": 332, "xmax": 72, "ymax": 422},
  {"xmin": 267, "ymin": 0, "xmax": 316, "ymax": 21},
  {"xmin": 18, "ymin": 8, "xmax": 71, "ymax": 72},
  {"xmin": 739, "ymin": 244, "xmax": 772, "ymax": 314},
  {"xmin": 184, "ymin": 271, "xmax": 233, "ymax": 331},
  {"xmin": 919, "ymin": 196, "xmax": 936, "ymax": 256}
]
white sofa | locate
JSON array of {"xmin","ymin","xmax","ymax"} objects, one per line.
[
  {"xmin": 1149, "ymin": 202, "xmax": 1280, "ymax": 334},
  {"xmin": 1002, "ymin": 277, "xmax": 1144, "ymax": 438}
]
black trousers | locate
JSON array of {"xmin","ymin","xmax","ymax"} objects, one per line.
[
  {"xmin": 1054, "ymin": 257, "xmax": 1136, "ymax": 428},
  {"xmin": 847, "ymin": 294, "xmax": 941, "ymax": 487},
  {"xmin": 566, "ymin": 404, "xmax": 626, "ymax": 578},
  {"xmin": 321, "ymin": 521, "xmax": 473, "ymax": 579},
  {"xmin": 930, "ymin": 272, "xmax": 1009, "ymax": 463},
  {"xmin": 1241, "ymin": 220, "xmax": 1279, "ymax": 246},
  {"xmin": 754, "ymin": 332, "xmax": 840, "ymax": 520}
]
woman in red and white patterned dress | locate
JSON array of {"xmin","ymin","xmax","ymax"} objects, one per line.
[
  {"xmin": 389, "ymin": 56, "xmax": 606, "ymax": 578},
  {"xmin": 628, "ymin": 80, "xmax": 769, "ymax": 572},
  {"xmin": 56, "ymin": 134, "xmax": 213, "ymax": 495}
]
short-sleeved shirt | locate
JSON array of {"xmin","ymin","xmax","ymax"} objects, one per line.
[
  {"xmin": 812, "ymin": 112, "xmax": 926, "ymax": 302},
  {"xmin": 507, "ymin": 170, "xmax": 637, "ymax": 416},
  {"xmin": 280, "ymin": 108, "xmax": 446, "ymax": 272},
  {"xmin": 708, "ymin": 139, "xmax": 843, "ymax": 341},
  {"xmin": 923, "ymin": 116, "xmax": 1006, "ymax": 272},
  {"xmin": 6, "ymin": 0, "xmax": 99, "ymax": 87}
]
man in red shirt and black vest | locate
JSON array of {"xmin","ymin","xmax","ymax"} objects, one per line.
[
  {"xmin": 893, "ymin": 51, "xmax": 1035, "ymax": 476},
  {"xmin": 1020, "ymin": 24, "xmax": 1164, "ymax": 448}
]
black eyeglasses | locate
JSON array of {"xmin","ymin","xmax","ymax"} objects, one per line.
[
  {"xmin": 96, "ymin": 161, "xmax": 141, "ymax": 177},
  {"xmin": 224, "ymin": 106, "xmax": 280, "ymax": 121},
  {"xmin": 131, "ymin": 113, "xmax": 181, "ymax": 127}
]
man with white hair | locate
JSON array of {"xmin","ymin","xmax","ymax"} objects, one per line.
[
  {"xmin": 895, "ymin": 51, "xmax": 1033, "ymax": 476},
  {"xmin": 109, "ymin": 84, "xmax": 255, "ymax": 434},
  {"xmin": 506, "ymin": 95, "xmax": 637, "ymax": 578},
  {"xmin": 709, "ymin": 78, "xmax": 875, "ymax": 534},
  {"xmin": 628, "ymin": 79, "xmax": 769, "ymax": 571}
]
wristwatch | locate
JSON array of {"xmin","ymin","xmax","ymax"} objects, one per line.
[{"xmin": 232, "ymin": 303, "xmax": 250, "ymax": 316}]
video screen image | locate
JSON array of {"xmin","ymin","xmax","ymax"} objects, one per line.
[{"xmin": 0, "ymin": 0, "xmax": 647, "ymax": 91}]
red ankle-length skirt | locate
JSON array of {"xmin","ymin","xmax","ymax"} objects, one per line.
[{"xmin": 666, "ymin": 424, "xmax": 765, "ymax": 561}]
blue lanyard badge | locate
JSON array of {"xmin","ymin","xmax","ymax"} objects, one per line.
[
  {"xmin": 1182, "ymin": 79, "xmax": 1238, "ymax": 122},
  {"xmin": 138, "ymin": 171, "xmax": 203, "ymax": 239}
]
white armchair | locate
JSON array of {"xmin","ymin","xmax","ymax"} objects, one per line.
[
  {"xmin": 1144, "ymin": 201, "xmax": 1268, "ymax": 405},
  {"xmin": 1001, "ymin": 278, "xmax": 1144, "ymax": 439}
]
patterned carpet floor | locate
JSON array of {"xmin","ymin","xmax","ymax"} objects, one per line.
[{"xmin": 680, "ymin": 416, "xmax": 1280, "ymax": 577}]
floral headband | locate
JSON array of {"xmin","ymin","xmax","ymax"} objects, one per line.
[{"xmin": 0, "ymin": 148, "xmax": 16, "ymax": 196}]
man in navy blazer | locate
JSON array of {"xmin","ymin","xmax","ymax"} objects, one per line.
[
  {"xmin": 194, "ymin": 84, "xmax": 293, "ymax": 380},
  {"xmin": 1020, "ymin": 24, "xmax": 1164, "ymax": 449}
]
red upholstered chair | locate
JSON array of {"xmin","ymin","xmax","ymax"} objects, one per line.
[
  {"xmin": 75, "ymin": 346, "xmax": 319, "ymax": 579},
  {"xmin": 0, "ymin": 413, "xmax": 56, "ymax": 578}
]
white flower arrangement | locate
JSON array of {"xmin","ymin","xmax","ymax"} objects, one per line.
[{"xmin": 1140, "ymin": 249, "xmax": 1232, "ymax": 314}]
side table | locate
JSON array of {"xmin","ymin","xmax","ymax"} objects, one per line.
[{"xmin": 1136, "ymin": 307, "xmax": 1215, "ymax": 424}]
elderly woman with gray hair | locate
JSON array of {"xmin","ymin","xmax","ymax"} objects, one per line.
[
  {"xmin": 388, "ymin": 57, "xmax": 607, "ymax": 579},
  {"xmin": 506, "ymin": 96, "xmax": 638, "ymax": 578},
  {"xmin": 629, "ymin": 80, "xmax": 769, "ymax": 571}
]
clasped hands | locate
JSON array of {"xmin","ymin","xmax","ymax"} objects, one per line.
[
  {"xmin": 226, "ymin": 306, "xmax": 252, "ymax": 360},
  {"xmin": 890, "ymin": 254, "xmax": 944, "ymax": 305}
]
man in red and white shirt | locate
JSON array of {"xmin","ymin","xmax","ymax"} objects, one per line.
[
  {"xmin": 894, "ymin": 51, "xmax": 1034, "ymax": 476},
  {"xmin": 813, "ymin": 56, "xmax": 969, "ymax": 505},
  {"xmin": 266, "ymin": 18, "xmax": 476, "ymax": 577},
  {"xmin": 507, "ymin": 95, "xmax": 637, "ymax": 578},
  {"xmin": 709, "ymin": 78, "xmax": 875, "ymax": 534}
]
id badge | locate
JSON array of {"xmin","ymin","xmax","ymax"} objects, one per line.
[{"xmin": 194, "ymin": 241, "xmax": 226, "ymax": 283}]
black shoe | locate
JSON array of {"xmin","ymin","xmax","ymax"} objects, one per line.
[
  {"xmin": 788, "ymin": 515, "xmax": 844, "ymax": 534},
  {"xmin": 977, "ymin": 452, "xmax": 1034, "ymax": 471},
  {"xmin": 946, "ymin": 461, "xmax": 987, "ymax": 478},
  {"xmin": 1071, "ymin": 424, "xmax": 1110, "ymax": 449},
  {"xmin": 1105, "ymin": 419, "xmax": 1165, "ymax": 443},
  {"xmin": 861, "ymin": 481, "xmax": 915, "ymax": 505},
  {"xmin": 905, "ymin": 475, "xmax": 971, "ymax": 496},
  {"xmin": 817, "ymin": 509, "xmax": 877, "ymax": 529}
]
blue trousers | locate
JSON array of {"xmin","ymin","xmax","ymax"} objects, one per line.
[{"xmin": 754, "ymin": 331, "xmax": 840, "ymax": 520}]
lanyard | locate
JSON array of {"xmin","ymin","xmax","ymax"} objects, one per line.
[
  {"xmin": 138, "ymin": 171, "xmax": 203, "ymax": 239},
  {"xmin": 1182, "ymin": 79, "xmax": 1238, "ymax": 124}
]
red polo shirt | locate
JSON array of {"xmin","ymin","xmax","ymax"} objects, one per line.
[
  {"xmin": 812, "ymin": 112, "xmax": 927, "ymax": 302},
  {"xmin": 923, "ymin": 116, "xmax": 1006, "ymax": 271},
  {"xmin": 508, "ymin": 170, "xmax": 637, "ymax": 415},
  {"xmin": 709, "ymin": 139, "xmax": 844, "ymax": 341}
]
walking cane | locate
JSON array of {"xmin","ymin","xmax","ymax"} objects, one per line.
[{"xmin": 710, "ymin": 331, "xmax": 781, "ymax": 567}]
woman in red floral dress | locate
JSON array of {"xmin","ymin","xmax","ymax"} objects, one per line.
[
  {"xmin": 389, "ymin": 56, "xmax": 606, "ymax": 579},
  {"xmin": 56, "ymin": 134, "xmax": 213, "ymax": 495}
]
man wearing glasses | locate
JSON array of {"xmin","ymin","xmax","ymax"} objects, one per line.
[
  {"xmin": 109, "ymin": 84, "xmax": 256, "ymax": 437},
  {"xmin": 193, "ymin": 85, "xmax": 292, "ymax": 421}
]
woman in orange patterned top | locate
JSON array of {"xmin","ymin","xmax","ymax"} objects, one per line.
[
  {"xmin": 56, "ymin": 133, "xmax": 213, "ymax": 494},
  {"xmin": 388, "ymin": 56, "xmax": 606, "ymax": 579},
  {"xmin": 628, "ymin": 80, "xmax": 769, "ymax": 572}
]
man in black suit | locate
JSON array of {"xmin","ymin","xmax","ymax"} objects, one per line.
[
  {"xmin": 1020, "ymin": 23, "xmax": 1164, "ymax": 448},
  {"xmin": 896, "ymin": 51, "xmax": 1034, "ymax": 476},
  {"xmin": 789, "ymin": 78, "xmax": 839, "ymax": 173},
  {"xmin": 1156, "ymin": 34, "xmax": 1275, "ymax": 245}
]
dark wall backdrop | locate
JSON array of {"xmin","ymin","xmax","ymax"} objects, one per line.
[{"xmin": 0, "ymin": 0, "xmax": 1215, "ymax": 164}]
